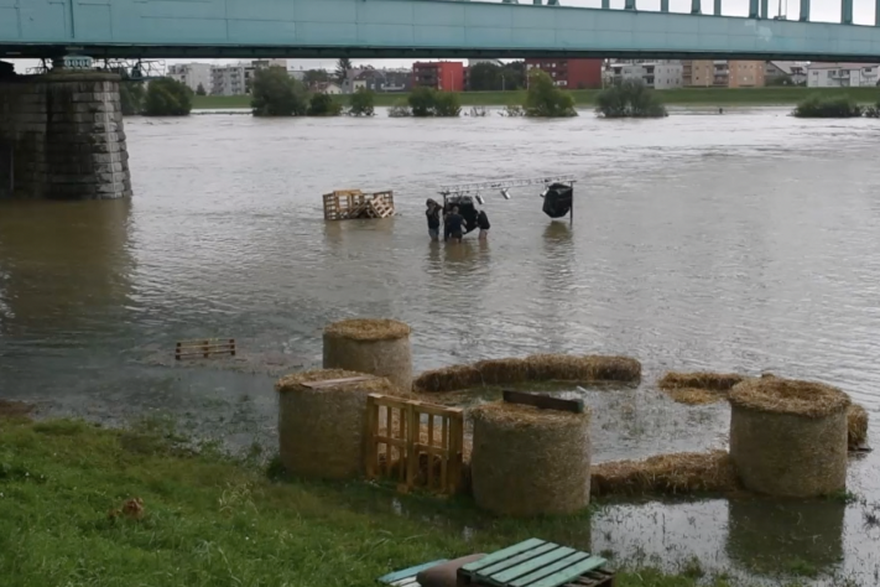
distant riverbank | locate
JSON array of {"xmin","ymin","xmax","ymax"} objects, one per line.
[{"xmin": 192, "ymin": 86, "xmax": 880, "ymax": 110}]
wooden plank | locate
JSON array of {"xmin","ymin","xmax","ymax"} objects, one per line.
[
  {"xmin": 462, "ymin": 539, "xmax": 548, "ymax": 574},
  {"xmin": 502, "ymin": 390, "xmax": 584, "ymax": 414},
  {"xmin": 301, "ymin": 376, "xmax": 374, "ymax": 389},
  {"xmin": 365, "ymin": 395, "xmax": 378, "ymax": 479},
  {"xmin": 522, "ymin": 556, "xmax": 607, "ymax": 587},
  {"xmin": 478, "ymin": 542, "xmax": 562, "ymax": 577},
  {"xmin": 377, "ymin": 559, "xmax": 447, "ymax": 584},
  {"xmin": 507, "ymin": 552, "xmax": 591, "ymax": 587}
]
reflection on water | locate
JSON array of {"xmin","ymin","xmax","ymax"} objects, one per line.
[{"xmin": 2, "ymin": 107, "xmax": 880, "ymax": 583}]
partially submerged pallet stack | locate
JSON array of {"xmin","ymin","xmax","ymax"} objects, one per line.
[{"xmin": 323, "ymin": 189, "xmax": 395, "ymax": 221}]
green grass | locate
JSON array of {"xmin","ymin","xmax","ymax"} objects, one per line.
[
  {"xmin": 192, "ymin": 87, "xmax": 880, "ymax": 111},
  {"xmin": 0, "ymin": 416, "xmax": 847, "ymax": 586}
]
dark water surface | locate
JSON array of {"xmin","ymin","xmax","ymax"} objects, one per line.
[{"xmin": 1, "ymin": 106, "xmax": 879, "ymax": 583}]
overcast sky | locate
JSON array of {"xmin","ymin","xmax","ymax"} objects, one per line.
[{"xmin": 6, "ymin": 0, "xmax": 875, "ymax": 73}]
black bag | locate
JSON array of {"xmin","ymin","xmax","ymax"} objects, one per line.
[
  {"xmin": 445, "ymin": 196, "xmax": 478, "ymax": 231},
  {"xmin": 542, "ymin": 183, "xmax": 573, "ymax": 219}
]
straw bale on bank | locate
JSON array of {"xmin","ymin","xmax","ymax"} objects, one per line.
[
  {"xmin": 470, "ymin": 402, "xmax": 591, "ymax": 516},
  {"xmin": 323, "ymin": 318, "xmax": 413, "ymax": 391},
  {"xmin": 413, "ymin": 353, "xmax": 641, "ymax": 393},
  {"xmin": 275, "ymin": 369, "xmax": 405, "ymax": 480},
  {"xmin": 848, "ymin": 404, "xmax": 869, "ymax": 449},
  {"xmin": 729, "ymin": 378, "xmax": 850, "ymax": 497},
  {"xmin": 658, "ymin": 371, "xmax": 746, "ymax": 405},
  {"xmin": 590, "ymin": 450, "xmax": 739, "ymax": 497}
]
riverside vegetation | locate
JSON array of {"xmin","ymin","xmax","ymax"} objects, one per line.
[
  {"xmin": 0, "ymin": 413, "xmax": 872, "ymax": 587},
  {"xmin": 793, "ymin": 94, "xmax": 880, "ymax": 118}
]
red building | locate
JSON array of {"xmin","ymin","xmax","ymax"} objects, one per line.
[
  {"xmin": 412, "ymin": 61, "xmax": 465, "ymax": 91},
  {"xmin": 524, "ymin": 58, "xmax": 603, "ymax": 89}
]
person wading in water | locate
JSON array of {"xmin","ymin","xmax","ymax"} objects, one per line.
[
  {"xmin": 476, "ymin": 208, "xmax": 490, "ymax": 240},
  {"xmin": 425, "ymin": 199, "xmax": 442, "ymax": 241},
  {"xmin": 444, "ymin": 206, "xmax": 465, "ymax": 243}
]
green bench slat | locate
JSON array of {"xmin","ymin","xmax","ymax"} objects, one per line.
[
  {"xmin": 478, "ymin": 543, "xmax": 562, "ymax": 578},
  {"xmin": 488, "ymin": 546, "xmax": 577, "ymax": 584},
  {"xmin": 521, "ymin": 555, "xmax": 608, "ymax": 587},
  {"xmin": 508, "ymin": 552, "xmax": 593, "ymax": 587},
  {"xmin": 462, "ymin": 538, "xmax": 547, "ymax": 573}
]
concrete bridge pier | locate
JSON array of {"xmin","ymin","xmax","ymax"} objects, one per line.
[{"xmin": 0, "ymin": 68, "xmax": 131, "ymax": 200}]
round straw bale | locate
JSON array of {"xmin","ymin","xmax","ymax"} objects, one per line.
[
  {"xmin": 847, "ymin": 404, "xmax": 869, "ymax": 449},
  {"xmin": 413, "ymin": 364, "xmax": 484, "ymax": 393},
  {"xmin": 590, "ymin": 450, "xmax": 738, "ymax": 497},
  {"xmin": 275, "ymin": 369, "xmax": 405, "ymax": 480},
  {"xmin": 658, "ymin": 371, "xmax": 746, "ymax": 391},
  {"xmin": 323, "ymin": 318, "xmax": 413, "ymax": 391},
  {"xmin": 470, "ymin": 402, "xmax": 591, "ymax": 516},
  {"xmin": 473, "ymin": 358, "xmax": 529, "ymax": 385},
  {"xmin": 526, "ymin": 354, "xmax": 641, "ymax": 384},
  {"xmin": 728, "ymin": 378, "xmax": 850, "ymax": 497}
]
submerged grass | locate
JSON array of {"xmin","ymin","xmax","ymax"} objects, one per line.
[{"xmin": 0, "ymin": 416, "xmax": 863, "ymax": 587}]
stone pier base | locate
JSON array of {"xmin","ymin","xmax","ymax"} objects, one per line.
[{"xmin": 0, "ymin": 71, "xmax": 131, "ymax": 200}]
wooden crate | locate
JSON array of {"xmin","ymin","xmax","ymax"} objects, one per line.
[
  {"xmin": 457, "ymin": 538, "xmax": 613, "ymax": 587},
  {"xmin": 365, "ymin": 394, "xmax": 464, "ymax": 495},
  {"xmin": 175, "ymin": 338, "xmax": 236, "ymax": 360},
  {"xmin": 322, "ymin": 189, "xmax": 394, "ymax": 221}
]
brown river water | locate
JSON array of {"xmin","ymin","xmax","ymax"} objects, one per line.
[{"xmin": 1, "ymin": 106, "xmax": 879, "ymax": 583}]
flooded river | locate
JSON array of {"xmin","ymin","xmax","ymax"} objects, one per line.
[{"xmin": 1, "ymin": 106, "xmax": 879, "ymax": 583}]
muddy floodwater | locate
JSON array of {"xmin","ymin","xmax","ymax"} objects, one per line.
[{"xmin": 1, "ymin": 106, "xmax": 879, "ymax": 584}]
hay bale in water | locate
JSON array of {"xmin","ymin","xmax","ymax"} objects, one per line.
[
  {"xmin": 413, "ymin": 354, "xmax": 641, "ymax": 392},
  {"xmin": 848, "ymin": 404, "xmax": 869, "ymax": 450},
  {"xmin": 658, "ymin": 371, "xmax": 746, "ymax": 405},
  {"xmin": 275, "ymin": 369, "xmax": 407, "ymax": 480},
  {"xmin": 470, "ymin": 402, "xmax": 591, "ymax": 516},
  {"xmin": 323, "ymin": 318, "xmax": 413, "ymax": 391},
  {"xmin": 728, "ymin": 378, "xmax": 850, "ymax": 497},
  {"xmin": 590, "ymin": 450, "xmax": 738, "ymax": 497},
  {"xmin": 413, "ymin": 364, "xmax": 484, "ymax": 393}
]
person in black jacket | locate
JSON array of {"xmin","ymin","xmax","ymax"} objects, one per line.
[
  {"xmin": 476, "ymin": 209, "xmax": 490, "ymax": 241},
  {"xmin": 445, "ymin": 206, "xmax": 465, "ymax": 243},
  {"xmin": 425, "ymin": 199, "xmax": 441, "ymax": 241}
]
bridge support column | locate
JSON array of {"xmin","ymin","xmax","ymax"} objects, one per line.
[
  {"xmin": 841, "ymin": 0, "xmax": 852, "ymax": 24},
  {"xmin": 714, "ymin": 0, "xmax": 722, "ymax": 15},
  {"xmin": 691, "ymin": 0, "xmax": 701, "ymax": 14},
  {"xmin": 660, "ymin": 0, "xmax": 669, "ymax": 11},
  {"xmin": 749, "ymin": 0, "xmax": 759, "ymax": 18},
  {"xmin": 876, "ymin": 0, "xmax": 880, "ymax": 25},
  {"xmin": 601, "ymin": 0, "xmax": 609, "ymax": 8},
  {"xmin": 760, "ymin": 0, "xmax": 769, "ymax": 18},
  {"xmin": 0, "ymin": 70, "xmax": 130, "ymax": 200},
  {"xmin": 624, "ymin": 0, "xmax": 635, "ymax": 10},
  {"xmin": 800, "ymin": 0, "xmax": 810, "ymax": 20}
]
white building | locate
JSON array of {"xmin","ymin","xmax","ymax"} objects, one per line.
[
  {"xmin": 807, "ymin": 63, "xmax": 880, "ymax": 88},
  {"xmin": 607, "ymin": 60, "xmax": 683, "ymax": 89},
  {"xmin": 210, "ymin": 59, "xmax": 288, "ymax": 96},
  {"xmin": 167, "ymin": 63, "xmax": 212, "ymax": 93},
  {"xmin": 765, "ymin": 61, "xmax": 808, "ymax": 85}
]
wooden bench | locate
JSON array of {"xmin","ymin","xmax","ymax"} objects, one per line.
[
  {"xmin": 377, "ymin": 559, "xmax": 448, "ymax": 586},
  {"xmin": 458, "ymin": 538, "xmax": 613, "ymax": 587}
]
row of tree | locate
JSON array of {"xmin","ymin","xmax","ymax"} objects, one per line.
[
  {"xmin": 121, "ymin": 78, "xmax": 193, "ymax": 116},
  {"xmin": 793, "ymin": 94, "xmax": 880, "ymax": 118}
]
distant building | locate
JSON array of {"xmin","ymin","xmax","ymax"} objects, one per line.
[
  {"xmin": 682, "ymin": 60, "xmax": 765, "ymax": 88},
  {"xmin": 607, "ymin": 60, "xmax": 683, "ymax": 89},
  {"xmin": 412, "ymin": 61, "xmax": 465, "ymax": 91},
  {"xmin": 765, "ymin": 61, "xmax": 808, "ymax": 85},
  {"xmin": 210, "ymin": 59, "xmax": 288, "ymax": 96},
  {"xmin": 806, "ymin": 62, "xmax": 880, "ymax": 88},
  {"xmin": 167, "ymin": 63, "xmax": 211, "ymax": 93},
  {"xmin": 315, "ymin": 82, "xmax": 343, "ymax": 95},
  {"xmin": 525, "ymin": 58, "xmax": 602, "ymax": 89}
]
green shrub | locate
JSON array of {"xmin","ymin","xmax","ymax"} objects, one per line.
[
  {"xmin": 251, "ymin": 67, "xmax": 308, "ymax": 117},
  {"xmin": 523, "ymin": 70, "xmax": 577, "ymax": 118},
  {"xmin": 595, "ymin": 79, "xmax": 667, "ymax": 118},
  {"xmin": 793, "ymin": 95, "xmax": 863, "ymax": 118},
  {"xmin": 307, "ymin": 93, "xmax": 342, "ymax": 116},
  {"xmin": 406, "ymin": 87, "xmax": 461, "ymax": 117},
  {"xmin": 142, "ymin": 77, "xmax": 192, "ymax": 117},
  {"xmin": 348, "ymin": 88, "xmax": 375, "ymax": 116}
]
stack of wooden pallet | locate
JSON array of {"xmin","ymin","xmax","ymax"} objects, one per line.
[{"xmin": 323, "ymin": 189, "xmax": 395, "ymax": 221}]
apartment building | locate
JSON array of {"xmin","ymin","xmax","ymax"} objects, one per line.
[
  {"xmin": 765, "ymin": 61, "xmax": 808, "ymax": 85},
  {"xmin": 607, "ymin": 60, "xmax": 683, "ymax": 89},
  {"xmin": 167, "ymin": 63, "xmax": 211, "ymax": 93},
  {"xmin": 412, "ymin": 61, "xmax": 465, "ymax": 91},
  {"xmin": 806, "ymin": 63, "xmax": 880, "ymax": 88},
  {"xmin": 525, "ymin": 58, "xmax": 603, "ymax": 89},
  {"xmin": 682, "ymin": 60, "xmax": 765, "ymax": 88},
  {"xmin": 210, "ymin": 59, "xmax": 287, "ymax": 96}
]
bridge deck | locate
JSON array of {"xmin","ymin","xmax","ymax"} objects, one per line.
[{"xmin": 1, "ymin": 0, "xmax": 879, "ymax": 61}]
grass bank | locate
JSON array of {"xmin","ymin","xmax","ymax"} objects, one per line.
[
  {"xmin": 0, "ymin": 415, "xmax": 823, "ymax": 587},
  {"xmin": 192, "ymin": 87, "xmax": 880, "ymax": 111}
]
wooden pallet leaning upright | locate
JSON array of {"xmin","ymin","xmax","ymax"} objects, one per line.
[{"xmin": 175, "ymin": 338, "xmax": 236, "ymax": 360}]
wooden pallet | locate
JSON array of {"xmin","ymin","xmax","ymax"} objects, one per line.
[
  {"xmin": 458, "ymin": 538, "xmax": 613, "ymax": 587},
  {"xmin": 323, "ymin": 189, "xmax": 394, "ymax": 221},
  {"xmin": 365, "ymin": 394, "xmax": 464, "ymax": 495},
  {"xmin": 175, "ymin": 338, "xmax": 236, "ymax": 360}
]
